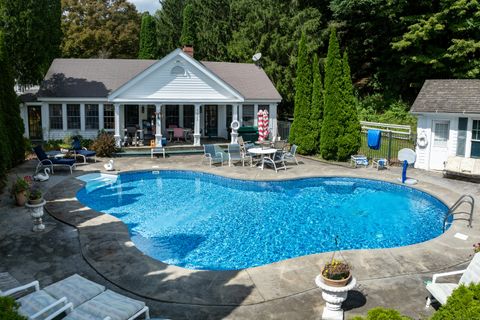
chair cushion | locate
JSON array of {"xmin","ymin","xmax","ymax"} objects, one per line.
[
  {"xmin": 51, "ymin": 158, "xmax": 76, "ymax": 166},
  {"xmin": 426, "ymin": 282, "xmax": 458, "ymax": 305},
  {"xmin": 44, "ymin": 274, "xmax": 105, "ymax": 308},
  {"xmin": 76, "ymin": 150, "xmax": 96, "ymax": 157},
  {"xmin": 18, "ymin": 289, "xmax": 59, "ymax": 319},
  {"xmin": 64, "ymin": 290, "xmax": 145, "ymax": 320},
  {"xmin": 33, "ymin": 145, "xmax": 48, "ymax": 161}
]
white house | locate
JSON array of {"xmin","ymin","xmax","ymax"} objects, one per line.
[
  {"xmin": 411, "ymin": 79, "xmax": 480, "ymax": 171},
  {"xmin": 19, "ymin": 47, "xmax": 282, "ymax": 147}
]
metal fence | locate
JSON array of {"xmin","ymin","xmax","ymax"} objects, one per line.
[
  {"xmin": 277, "ymin": 120, "xmax": 291, "ymax": 140},
  {"xmin": 358, "ymin": 121, "xmax": 416, "ymax": 165}
]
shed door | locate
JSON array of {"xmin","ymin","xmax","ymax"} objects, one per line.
[{"xmin": 430, "ymin": 120, "xmax": 450, "ymax": 170}]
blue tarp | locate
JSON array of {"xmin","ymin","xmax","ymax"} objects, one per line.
[{"xmin": 367, "ymin": 130, "xmax": 381, "ymax": 150}]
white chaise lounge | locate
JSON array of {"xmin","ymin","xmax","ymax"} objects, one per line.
[
  {"xmin": 426, "ymin": 252, "xmax": 480, "ymax": 308},
  {"xmin": 444, "ymin": 156, "xmax": 480, "ymax": 180}
]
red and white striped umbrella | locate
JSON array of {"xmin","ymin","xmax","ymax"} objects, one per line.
[
  {"xmin": 262, "ymin": 110, "xmax": 269, "ymax": 140},
  {"xmin": 257, "ymin": 110, "xmax": 265, "ymax": 141}
]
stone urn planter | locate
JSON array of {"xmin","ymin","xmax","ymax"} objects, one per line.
[
  {"xmin": 25, "ymin": 199, "xmax": 46, "ymax": 232},
  {"xmin": 316, "ymin": 274, "xmax": 356, "ymax": 320}
]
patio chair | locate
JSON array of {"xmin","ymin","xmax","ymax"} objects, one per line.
[
  {"xmin": 203, "ymin": 144, "xmax": 225, "ymax": 167},
  {"xmin": 273, "ymin": 140, "xmax": 287, "ymax": 152},
  {"xmin": 63, "ymin": 289, "xmax": 150, "ymax": 320},
  {"xmin": 372, "ymin": 158, "xmax": 388, "ymax": 170},
  {"xmin": 283, "ymin": 144, "xmax": 299, "ymax": 165},
  {"xmin": 350, "ymin": 155, "xmax": 368, "ymax": 168},
  {"xmin": 228, "ymin": 143, "xmax": 252, "ymax": 167},
  {"xmin": 33, "ymin": 145, "xmax": 76, "ymax": 174},
  {"xmin": 262, "ymin": 150, "xmax": 287, "ymax": 172},
  {"xmin": 71, "ymin": 137, "xmax": 97, "ymax": 164},
  {"xmin": 237, "ymin": 136, "xmax": 256, "ymax": 156},
  {"xmin": 426, "ymin": 252, "xmax": 480, "ymax": 308},
  {"xmin": 173, "ymin": 128, "xmax": 185, "ymax": 143}
]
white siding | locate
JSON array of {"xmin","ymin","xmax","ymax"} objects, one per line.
[
  {"xmin": 114, "ymin": 58, "xmax": 239, "ymax": 102},
  {"xmin": 415, "ymin": 115, "xmax": 430, "ymax": 170}
]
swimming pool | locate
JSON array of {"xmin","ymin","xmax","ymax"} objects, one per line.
[{"xmin": 77, "ymin": 171, "xmax": 449, "ymax": 270}]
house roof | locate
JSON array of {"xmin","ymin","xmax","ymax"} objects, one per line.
[
  {"xmin": 35, "ymin": 54, "xmax": 281, "ymax": 102},
  {"xmin": 410, "ymin": 80, "xmax": 480, "ymax": 114}
]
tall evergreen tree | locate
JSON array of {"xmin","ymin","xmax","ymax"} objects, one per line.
[
  {"xmin": 337, "ymin": 51, "xmax": 361, "ymax": 160},
  {"xmin": 180, "ymin": 4, "xmax": 195, "ymax": 46},
  {"xmin": 138, "ymin": 13, "xmax": 158, "ymax": 59},
  {"xmin": 320, "ymin": 28, "xmax": 343, "ymax": 160},
  {"xmin": 1, "ymin": 0, "xmax": 61, "ymax": 85},
  {"xmin": 289, "ymin": 32, "xmax": 314, "ymax": 154},
  {"xmin": 156, "ymin": 0, "xmax": 186, "ymax": 57},
  {"xmin": 310, "ymin": 54, "xmax": 323, "ymax": 154}
]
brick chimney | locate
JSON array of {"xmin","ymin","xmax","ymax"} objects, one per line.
[{"xmin": 182, "ymin": 45, "xmax": 194, "ymax": 58}]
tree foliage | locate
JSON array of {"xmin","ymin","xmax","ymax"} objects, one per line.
[
  {"xmin": 138, "ymin": 13, "xmax": 158, "ymax": 59},
  {"xmin": 61, "ymin": 0, "xmax": 141, "ymax": 58},
  {"xmin": 431, "ymin": 283, "xmax": 480, "ymax": 320},
  {"xmin": 180, "ymin": 4, "xmax": 195, "ymax": 46},
  {"xmin": 1, "ymin": 0, "xmax": 61, "ymax": 85},
  {"xmin": 156, "ymin": 0, "xmax": 186, "ymax": 57},
  {"xmin": 310, "ymin": 54, "xmax": 323, "ymax": 154},
  {"xmin": 289, "ymin": 32, "xmax": 314, "ymax": 154}
]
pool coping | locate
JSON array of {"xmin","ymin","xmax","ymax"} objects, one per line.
[{"xmin": 44, "ymin": 166, "xmax": 480, "ymax": 306}]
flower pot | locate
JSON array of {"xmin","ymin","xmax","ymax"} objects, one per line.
[
  {"xmin": 15, "ymin": 191, "xmax": 27, "ymax": 206},
  {"xmin": 28, "ymin": 197, "xmax": 44, "ymax": 205},
  {"xmin": 320, "ymin": 270, "xmax": 352, "ymax": 287}
]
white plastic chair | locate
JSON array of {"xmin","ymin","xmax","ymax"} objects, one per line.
[{"xmin": 426, "ymin": 253, "xmax": 480, "ymax": 308}]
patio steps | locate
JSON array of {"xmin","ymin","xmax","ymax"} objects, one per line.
[{"xmin": 114, "ymin": 144, "xmax": 229, "ymax": 157}]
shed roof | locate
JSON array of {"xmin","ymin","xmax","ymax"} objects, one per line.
[
  {"xmin": 36, "ymin": 55, "xmax": 281, "ymax": 102},
  {"xmin": 410, "ymin": 80, "xmax": 480, "ymax": 114}
]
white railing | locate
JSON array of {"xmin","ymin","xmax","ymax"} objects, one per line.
[{"xmin": 360, "ymin": 121, "xmax": 411, "ymax": 136}]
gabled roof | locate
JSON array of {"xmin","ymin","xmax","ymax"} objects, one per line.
[
  {"xmin": 36, "ymin": 50, "xmax": 281, "ymax": 102},
  {"xmin": 201, "ymin": 61, "xmax": 281, "ymax": 101},
  {"xmin": 411, "ymin": 80, "xmax": 480, "ymax": 114}
]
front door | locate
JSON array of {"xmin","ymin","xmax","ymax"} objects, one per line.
[
  {"xmin": 204, "ymin": 105, "xmax": 218, "ymax": 137},
  {"xmin": 124, "ymin": 105, "xmax": 139, "ymax": 128},
  {"xmin": 430, "ymin": 120, "xmax": 450, "ymax": 170},
  {"xmin": 28, "ymin": 105, "xmax": 42, "ymax": 140}
]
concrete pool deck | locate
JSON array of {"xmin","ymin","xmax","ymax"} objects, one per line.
[{"xmin": 2, "ymin": 155, "xmax": 480, "ymax": 319}]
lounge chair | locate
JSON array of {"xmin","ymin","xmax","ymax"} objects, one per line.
[
  {"xmin": 33, "ymin": 145, "xmax": 76, "ymax": 174},
  {"xmin": 203, "ymin": 144, "xmax": 225, "ymax": 167},
  {"xmin": 350, "ymin": 155, "xmax": 368, "ymax": 168},
  {"xmin": 71, "ymin": 137, "xmax": 97, "ymax": 164},
  {"xmin": 283, "ymin": 144, "xmax": 299, "ymax": 165},
  {"xmin": 372, "ymin": 158, "xmax": 388, "ymax": 170},
  {"xmin": 262, "ymin": 150, "xmax": 287, "ymax": 172},
  {"xmin": 228, "ymin": 143, "xmax": 252, "ymax": 167},
  {"xmin": 444, "ymin": 156, "xmax": 480, "ymax": 181},
  {"xmin": 426, "ymin": 252, "xmax": 480, "ymax": 308}
]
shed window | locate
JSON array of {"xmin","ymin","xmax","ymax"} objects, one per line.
[
  {"xmin": 471, "ymin": 120, "xmax": 480, "ymax": 158},
  {"xmin": 49, "ymin": 104, "xmax": 63, "ymax": 130},
  {"xmin": 456, "ymin": 118, "xmax": 468, "ymax": 156},
  {"xmin": 85, "ymin": 104, "xmax": 99, "ymax": 130},
  {"xmin": 67, "ymin": 104, "xmax": 81, "ymax": 130}
]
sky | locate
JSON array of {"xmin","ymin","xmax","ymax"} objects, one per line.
[{"xmin": 128, "ymin": 0, "xmax": 161, "ymax": 14}]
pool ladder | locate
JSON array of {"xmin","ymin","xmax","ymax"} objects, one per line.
[{"xmin": 443, "ymin": 195, "xmax": 475, "ymax": 232}]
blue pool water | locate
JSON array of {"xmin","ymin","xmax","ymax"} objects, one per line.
[{"xmin": 77, "ymin": 171, "xmax": 449, "ymax": 270}]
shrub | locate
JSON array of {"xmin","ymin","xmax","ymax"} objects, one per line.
[
  {"xmin": 91, "ymin": 132, "xmax": 117, "ymax": 157},
  {"xmin": 431, "ymin": 283, "xmax": 480, "ymax": 320},
  {"xmin": 351, "ymin": 307, "xmax": 411, "ymax": 320},
  {"xmin": 0, "ymin": 296, "xmax": 27, "ymax": 320}
]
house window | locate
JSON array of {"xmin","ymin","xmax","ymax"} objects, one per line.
[
  {"xmin": 67, "ymin": 104, "xmax": 80, "ymax": 129},
  {"xmin": 242, "ymin": 104, "xmax": 254, "ymax": 126},
  {"xmin": 456, "ymin": 118, "xmax": 468, "ymax": 156},
  {"xmin": 183, "ymin": 105, "xmax": 194, "ymax": 129},
  {"xmin": 85, "ymin": 104, "xmax": 99, "ymax": 130},
  {"xmin": 471, "ymin": 120, "xmax": 480, "ymax": 158},
  {"xmin": 104, "ymin": 104, "xmax": 114, "ymax": 129},
  {"xmin": 49, "ymin": 104, "xmax": 63, "ymax": 130},
  {"xmin": 166, "ymin": 105, "xmax": 179, "ymax": 128},
  {"xmin": 171, "ymin": 66, "xmax": 185, "ymax": 76},
  {"xmin": 433, "ymin": 122, "xmax": 449, "ymax": 148}
]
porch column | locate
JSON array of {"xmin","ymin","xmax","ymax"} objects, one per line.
[
  {"xmin": 238, "ymin": 104, "xmax": 243, "ymax": 126},
  {"xmin": 80, "ymin": 103, "xmax": 85, "ymax": 132},
  {"xmin": 155, "ymin": 104, "xmax": 163, "ymax": 146},
  {"xmin": 270, "ymin": 103, "xmax": 278, "ymax": 139},
  {"xmin": 194, "ymin": 103, "xmax": 201, "ymax": 146},
  {"xmin": 179, "ymin": 105, "xmax": 184, "ymax": 127},
  {"xmin": 253, "ymin": 104, "xmax": 259, "ymax": 126},
  {"xmin": 99, "ymin": 103, "xmax": 104, "ymax": 130},
  {"xmin": 114, "ymin": 103, "xmax": 121, "ymax": 147},
  {"xmin": 231, "ymin": 104, "xmax": 239, "ymax": 143},
  {"xmin": 62, "ymin": 103, "xmax": 67, "ymax": 132},
  {"xmin": 41, "ymin": 103, "xmax": 49, "ymax": 139}
]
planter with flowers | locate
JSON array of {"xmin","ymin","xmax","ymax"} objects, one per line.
[
  {"xmin": 25, "ymin": 187, "xmax": 46, "ymax": 232},
  {"xmin": 316, "ymin": 257, "xmax": 356, "ymax": 320},
  {"xmin": 10, "ymin": 176, "xmax": 32, "ymax": 206},
  {"xmin": 27, "ymin": 188, "xmax": 43, "ymax": 205}
]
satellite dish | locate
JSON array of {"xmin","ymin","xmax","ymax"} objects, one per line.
[{"xmin": 252, "ymin": 53, "xmax": 262, "ymax": 62}]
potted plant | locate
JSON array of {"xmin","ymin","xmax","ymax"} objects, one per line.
[
  {"xmin": 321, "ymin": 258, "xmax": 352, "ymax": 287},
  {"xmin": 10, "ymin": 176, "xmax": 32, "ymax": 206},
  {"xmin": 28, "ymin": 188, "xmax": 43, "ymax": 205}
]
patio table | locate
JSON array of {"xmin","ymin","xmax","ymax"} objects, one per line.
[
  {"xmin": 247, "ymin": 147, "xmax": 277, "ymax": 170},
  {"xmin": 166, "ymin": 128, "xmax": 192, "ymax": 142}
]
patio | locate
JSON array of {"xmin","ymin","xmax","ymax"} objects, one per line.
[{"xmin": 1, "ymin": 155, "xmax": 480, "ymax": 319}]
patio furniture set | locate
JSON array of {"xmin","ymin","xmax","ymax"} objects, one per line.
[
  {"xmin": 0, "ymin": 273, "xmax": 150, "ymax": 320},
  {"xmin": 202, "ymin": 137, "xmax": 299, "ymax": 172}
]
